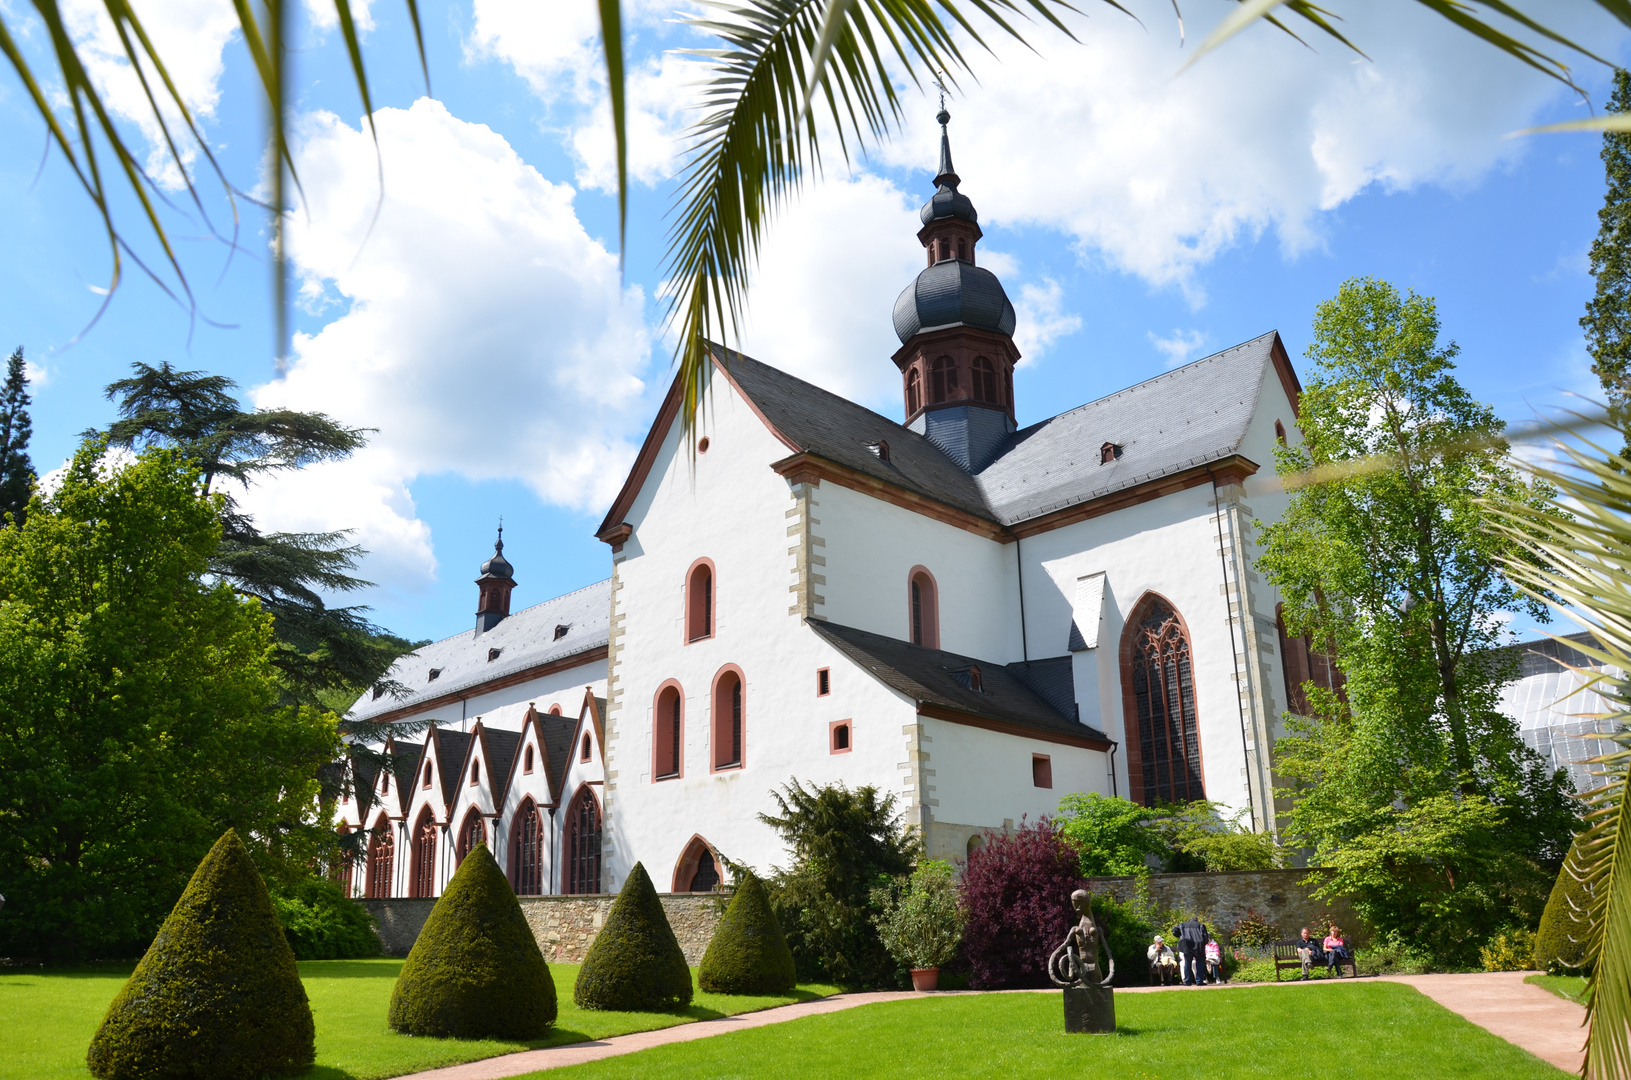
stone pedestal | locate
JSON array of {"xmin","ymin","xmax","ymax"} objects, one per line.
[{"xmin": 1062, "ymin": 985, "xmax": 1115, "ymax": 1033}]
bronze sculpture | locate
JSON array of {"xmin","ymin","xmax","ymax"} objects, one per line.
[{"xmin": 1048, "ymin": 888, "xmax": 1116, "ymax": 1033}]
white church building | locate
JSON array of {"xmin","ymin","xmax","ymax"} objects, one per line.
[{"xmin": 336, "ymin": 112, "xmax": 1318, "ymax": 899}]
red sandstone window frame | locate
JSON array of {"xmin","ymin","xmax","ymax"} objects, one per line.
[
  {"xmin": 1032, "ymin": 754, "xmax": 1053, "ymax": 789},
  {"xmin": 930, "ymin": 356, "xmax": 958, "ymax": 404},
  {"xmin": 455, "ymin": 808, "xmax": 486, "ymax": 867},
  {"xmin": 906, "ymin": 368, "xmax": 922, "ymax": 416},
  {"xmin": 422, "ymin": 761, "xmax": 433, "ymax": 789},
  {"xmin": 549, "ymin": 704, "xmax": 563, "ymax": 716},
  {"xmin": 830, "ymin": 719, "xmax": 852, "ymax": 755},
  {"xmin": 523, "ymin": 744, "xmax": 534, "ymax": 774},
  {"xmin": 510, "ymin": 798, "xmax": 545, "ymax": 896},
  {"xmin": 409, "ymin": 806, "xmax": 438, "ymax": 897},
  {"xmin": 366, "ymin": 813, "xmax": 395, "ymax": 899},
  {"xmin": 564, "ymin": 785, "xmax": 603, "ymax": 895},
  {"xmin": 710, "ymin": 664, "xmax": 747, "ymax": 772},
  {"xmin": 469, "ymin": 757, "xmax": 480, "ymax": 786},
  {"xmin": 672, "ymin": 834, "xmax": 723, "ymax": 892},
  {"xmin": 581, "ymin": 733, "xmax": 592, "ymax": 762},
  {"xmin": 653, "ymin": 680, "xmax": 685, "ymax": 781},
  {"xmin": 908, "ymin": 566, "xmax": 940, "ymax": 649},
  {"xmin": 1275, "ymin": 419, "xmax": 1287, "ymax": 445},
  {"xmin": 685, "ymin": 557, "xmax": 717, "ymax": 644},
  {"xmin": 1119, "ymin": 591, "xmax": 1207, "ymax": 807},
  {"xmin": 816, "ymin": 668, "xmax": 830, "ymax": 697},
  {"xmin": 972, "ymin": 356, "xmax": 998, "ymax": 404}
]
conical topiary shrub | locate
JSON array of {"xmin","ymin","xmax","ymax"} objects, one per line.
[
  {"xmin": 87, "ymin": 830, "xmax": 315, "ymax": 1080},
  {"xmin": 388, "ymin": 843, "xmax": 556, "ymax": 1038},
  {"xmin": 1536, "ymin": 833, "xmax": 1595, "ymax": 974},
  {"xmin": 573, "ymin": 862, "xmax": 693, "ymax": 1011},
  {"xmin": 699, "ymin": 872, "xmax": 796, "ymax": 994}
]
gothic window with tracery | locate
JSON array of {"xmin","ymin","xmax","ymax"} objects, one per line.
[
  {"xmin": 566, "ymin": 787, "xmax": 602, "ymax": 894},
  {"xmin": 1124, "ymin": 598, "xmax": 1205, "ymax": 806},
  {"xmin": 410, "ymin": 808, "xmax": 437, "ymax": 897},
  {"xmin": 511, "ymin": 799, "xmax": 544, "ymax": 895},
  {"xmin": 456, "ymin": 811, "xmax": 486, "ymax": 866},
  {"xmin": 367, "ymin": 818, "xmax": 394, "ymax": 898}
]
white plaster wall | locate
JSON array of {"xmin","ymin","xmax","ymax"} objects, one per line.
[
  {"xmin": 922, "ymin": 716, "xmax": 1112, "ymax": 828},
  {"xmin": 815, "ymin": 482, "xmax": 1018, "ymax": 663},
  {"xmin": 369, "ymin": 661, "xmax": 607, "ymax": 736}
]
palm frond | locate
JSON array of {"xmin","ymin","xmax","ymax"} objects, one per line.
[{"xmin": 1489, "ymin": 437, "xmax": 1631, "ymax": 1078}]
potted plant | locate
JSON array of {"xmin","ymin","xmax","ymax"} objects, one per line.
[{"xmin": 873, "ymin": 860, "xmax": 965, "ymax": 991}]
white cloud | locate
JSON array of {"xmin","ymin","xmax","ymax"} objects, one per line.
[
  {"xmin": 303, "ymin": 0, "xmax": 374, "ymax": 35},
  {"xmin": 241, "ymin": 98, "xmax": 653, "ymax": 591},
  {"xmin": 1012, "ymin": 279, "xmax": 1081, "ymax": 365},
  {"xmin": 731, "ymin": 174, "xmax": 924, "ymax": 413},
  {"xmin": 1148, "ymin": 328, "xmax": 1208, "ymax": 368},
  {"xmin": 872, "ymin": 2, "xmax": 1623, "ymax": 297},
  {"xmin": 61, "ymin": 0, "xmax": 240, "ymax": 188},
  {"xmin": 23, "ymin": 358, "xmax": 49, "ymax": 388}
]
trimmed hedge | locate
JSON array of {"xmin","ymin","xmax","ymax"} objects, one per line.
[
  {"xmin": 388, "ymin": 844, "xmax": 556, "ymax": 1038},
  {"xmin": 272, "ymin": 877, "xmax": 381, "ymax": 959},
  {"xmin": 86, "ymin": 830, "xmax": 315, "ymax": 1080},
  {"xmin": 699, "ymin": 873, "xmax": 796, "ymax": 994},
  {"xmin": 1536, "ymin": 835, "xmax": 1594, "ymax": 974},
  {"xmin": 574, "ymin": 862, "xmax": 693, "ymax": 1011}
]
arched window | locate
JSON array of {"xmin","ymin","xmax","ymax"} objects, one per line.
[
  {"xmin": 966, "ymin": 833, "xmax": 984, "ymax": 860},
  {"xmin": 972, "ymin": 357, "xmax": 999, "ymax": 404},
  {"xmin": 456, "ymin": 810, "xmax": 486, "ymax": 866},
  {"xmin": 957, "ymin": 237, "xmax": 968, "ymax": 261},
  {"xmin": 654, "ymin": 683, "xmax": 683, "ymax": 779},
  {"xmin": 1275, "ymin": 419, "xmax": 1287, "ymax": 445},
  {"xmin": 712, "ymin": 667, "xmax": 744, "ymax": 770},
  {"xmin": 422, "ymin": 761, "xmax": 433, "ymax": 789},
  {"xmin": 523, "ymin": 745, "xmax": 534, "ymax": 773},
  {"xmin": 1121, "ymin": 595, "xmax": 1205, "ymax": 806},
  {"xmin": 673, "ymin": 836, "xmax": 722, "ymax": 892},
  {"xmin": 511, "ymin": 798, "xmax": 544, "ymax": 895},
  {"xmin": 410, "ymin": 807, "xmax": 437, "ymax": 897},
  {"xmin": 334, "ymin": 824, "xmax": 355, "ymax": 896},
  {"xmin": 906, "ymin": 368, "xmax": 922, "ymax": 416},
  {"xmin": 565, "ymin": 787, "xmax": 603, "ymax": 894},
  {"xmin": 549, "ymin": 704, "xmax": 563, "ymax": 715},
  {"xmin": 469, "ymin": 758, "xmax": 480, "ymax": 786},
  {"xmin": 581, "ymin": 734, "xmax": 592, "ymax": 762},
  {"xmin": 830, "ymin": 720, "xmax": 851, "ymax": 754},
  {"xmin": 366, "ymin": 816, "xmax": 395, "ymax": 899},
  {"xmin": 909, "ymin": 567, "xmax": 939, "ymax": 649},
  {"xmin": 687, "ymin": 559, "xmax": 715, "ymax": 642},
  {"xmin": 930, "ymin": 357, "xmax": 958, "ymax": 404}
]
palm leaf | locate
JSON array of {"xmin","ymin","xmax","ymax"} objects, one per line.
[{"xmin": 1489, "ymin": 436, "xmax": 1631, "ymax": 1079}]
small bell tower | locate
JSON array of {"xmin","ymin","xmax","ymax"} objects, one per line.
[
  {"xmin": 890, "ymin": 104, "xmax": 1021, "ymax": 472},
  {"xmin": 475, "ymin": 526, "xmax": 516, "ymax": 635}
]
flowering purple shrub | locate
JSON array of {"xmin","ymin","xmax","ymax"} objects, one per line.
[{"xmin": 960, "ymin": 818, "xmax": 1086, "ymax": 989}]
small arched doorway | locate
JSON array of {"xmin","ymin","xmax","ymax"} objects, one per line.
[
  {"xmin": 366, "ymin": 815, "xmax": 395, "ymax": 899},
  {"xmin": 511, "ymin": 799, "xmax": 544, "ymax": 895},
  {"xmin": 1121, "ymin": 593, "xmax": 1205, "ymax": 806},
  {"xmin": 455, "ymin": 808, "xmax": 486, "ymax": 867},
  {"xmin": 410, "ymin": 807, "xmax": 438, "ymax": 897},
  {"xmin": 672, "ymin": 836, "xmax": 722, "ymax": 892},
  {"xmin": 564, "ymin": 786, "xmax": 602, "ymax": 895}
]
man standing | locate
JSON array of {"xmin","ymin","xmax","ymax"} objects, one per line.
[{"xmin": 1174, "ymin": 916, "xmax": 1210, "ymax": 986}]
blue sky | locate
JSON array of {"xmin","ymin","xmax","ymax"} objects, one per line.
[{"xmin": 0, "ymin": 0, "xmax": 1626, "ymax": 646}]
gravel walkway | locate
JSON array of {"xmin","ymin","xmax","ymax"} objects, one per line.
[{"xmin": 387, "ymin": 971, "xmax": 1584, "ymax": 1079}]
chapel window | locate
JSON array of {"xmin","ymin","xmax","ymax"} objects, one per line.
[
  {"xmin": 1123, "ymin": 596, "xmax": 1205, "ymax": 806},
  {"xmin": 565, "ymin": 787, "xmax": 603, "ymax": 894},
  {"xmin": 972, "ymin": 357, "xmax": 999, "ymax": 404},
  {"xmin": 930, "ymin": 357, "xmax": 958, "ymax": 404},
  {"xmin": 410, "ymin": 808, "xmax": 437, "ymax": 897},
  {"xmin": 713, "ymin": 669, "xmax": 744, "ymax": 770},
  {"xmin": 581, "ymin": 734, "xmax": 592, "ymax": 762},
  {"xmin": 510, "ymin": 800, "xmax": 544, "ymax": 895},
  {"xmin": 367, "ymin": 818, "xmax": 395, "ymax": 899},
  {"xmin": 422, "ymin": 762, "xmax": 433, "ymax": 789},
  {"xmin": 909, "ymin": 569, "xmax": 940, "ymax": 649},
  {"xmin": 687, "ymin": 561, "xmax": 714, "ymax": 642},
  {"xmin": 523, "ymin": 745, "xmax": 534, "ymax": 773},
  {"xmin": 469, "ymin": 759, "xmax": 480, "ymax": 786},
  {"xmin": 655, "ymin": 684, "xmax": 683, "ymax": 779},
  {"xmin": 455, "ymin": 811, "xmax": 486, "ymax": 867}
]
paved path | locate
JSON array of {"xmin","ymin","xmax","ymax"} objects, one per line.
[{"xmin": 389, "ymin": 972, "xmax": 1585, "ymax": 1080}]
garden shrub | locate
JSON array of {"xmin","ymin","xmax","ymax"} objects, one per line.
[
  {"xmin": 86, "ymin": 830, "xmax": 315, "ymax": 1080},
  {"xmin": 1535, "ymin": 838, "xmax": 1594, "ymax": 974},
  {"xmin": 272, "ymin": 877, "xmax": 380, "ymax": 959},
  {"xmin": 1230, "ymin": 907, "xmax": 1281, "ymax": 949},
  {"xmin": 699, "ymin": 873, "xmax": 796, "ymax": 994},
  {"xmin": 873, "ymin": 860, "xmax": 964, "ymax": 971},
  {"xmin": 388, "ymin": 844, "xmax": 556, "ymax": 1038},
  {"xmin": 1092, "ymin": 891, "xmax": 1157, "ymax": 986},
  {"xmin": 574, "ymin": 862, "xmax": 693, "ymax": 1011},
  {"xmin": 1480, "ymin": 927, "xmax": 1538, "ymax": 972},
  {"xmin": 759, "ymin": 781, "xmax": 918, "ymax": 988},
  {"xmin": 961, "ymin": 818, "xmax": 1086, "ymax": 989}
]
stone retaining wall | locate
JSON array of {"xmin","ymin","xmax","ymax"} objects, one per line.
[
  {"xmin": 1083, "ymin": 868, "xmax": 1369, "ymax": 944},
  {"xmin": 361, "ymin": 893, "xmax": 727, "ymax": 964}
]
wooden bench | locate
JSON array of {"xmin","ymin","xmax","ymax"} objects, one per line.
[{"xmin": 1273, "ymin": 938, "xmax": 1357, "ymax": 981}]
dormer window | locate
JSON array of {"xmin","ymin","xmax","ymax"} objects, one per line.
[
  {"xmin": 554, "ymin": 624, "xmax": 570, "ymax": 640},
  {"xmin": 1100, "ymin": 442, "xmax": 1123, "ymax": 464},
  {"xmin": 487, "ymin": 647, "xmax": 502, "ymax": 662},
  {"xmin": 968, "ymin": 665, "xmax": 983, "ymax": 693},
  {"xmin": 372, "ymin": 685, "xmax": 386, "ymax": 700},
  {"xmin": 867, "ymin": 440, "xmax": 890, "ymax": 462},
  {"xmin": 427, "ymin": 668, "xmax": 441, "ymax": 682}
]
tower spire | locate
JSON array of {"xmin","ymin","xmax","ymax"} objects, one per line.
[{"xmin": 934, "ymin": 101, "xmax": 957, "ymax": 187}]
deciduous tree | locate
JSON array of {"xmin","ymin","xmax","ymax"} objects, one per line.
[{"xmin": 1584, "ymin": 69, "xmax": 1631, "ymax": 454}]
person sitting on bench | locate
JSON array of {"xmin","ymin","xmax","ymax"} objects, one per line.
[
  {"xmin": 1148, "ymin": 936, "xmax": 1178, "ymax": 986},
  {"xmin": 1324, "ymin": 924, "xmax": 1352, "ymax": 977},
  {"xmin": 1296, "ymin": 927, "xmax": 1325, "ymax": 980}
]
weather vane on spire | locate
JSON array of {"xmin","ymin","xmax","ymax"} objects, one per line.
[{"xmin": 932, "ymin": 74, "xmax": 949, "ymax": 127}]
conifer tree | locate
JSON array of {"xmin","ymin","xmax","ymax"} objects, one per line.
[
  {"xmin": 0, "ymin": 347, "xmax": 35, "ymax": 524},
  {"xmin": 1584, "ymin": 69, "xmax": 1631, "ymax": 454}
]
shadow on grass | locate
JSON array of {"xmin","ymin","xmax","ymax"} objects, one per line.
[{"xmin": 296, "ymin": 959, "xmax": 404, "ymax": 980}]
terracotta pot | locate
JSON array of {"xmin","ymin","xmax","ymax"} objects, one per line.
[{"xmin": 910, "ymin": 967, "xmax": 940, "ymax": 992}]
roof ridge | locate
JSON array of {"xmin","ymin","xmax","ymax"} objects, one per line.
[{"xmin": 406, "ymin": 577, "xmax": 613, "ymax": 652}]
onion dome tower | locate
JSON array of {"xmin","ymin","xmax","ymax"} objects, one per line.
[
  {"xmin": 475, "ymin": 526, "xmax": 516, "ymax": 635},
  {"xmin": 891, "ymin": 105, "xmax": 1019, "ymax": 472}
]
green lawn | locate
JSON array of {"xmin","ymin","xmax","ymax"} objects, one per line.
[
  {"xmin": 0, "ymin": 959, "xmax": 838, "ymax": 1080},
  {"xmin": 525, "ymin": 982, "xmax": 1567, "ymax": 1080},
  {"xmin": 1526, "ymin": 973, "xmax": 1591, "ymax": 1005}
]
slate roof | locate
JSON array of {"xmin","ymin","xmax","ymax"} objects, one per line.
[
  {"xmin": 809, "ymin": 620, "xmax": 1107, "ymax": 743},
  {"xmin": 433, "ymin": 729, "xmax": 473, "ymax": 805},
  {"xmin": 349, "ymin": 578, "xmax": 612, "ymax": 722},
  {"xmin": 539, "ymin": 711, "xmax": 579, "ymax": 802},
  {"xmin": 715, "ymin": 331, "xmax": 1282, "ymax": 530},
  {"xmin": 482, "ymin": 727, "xmax": 523, "ymax": 802}
]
